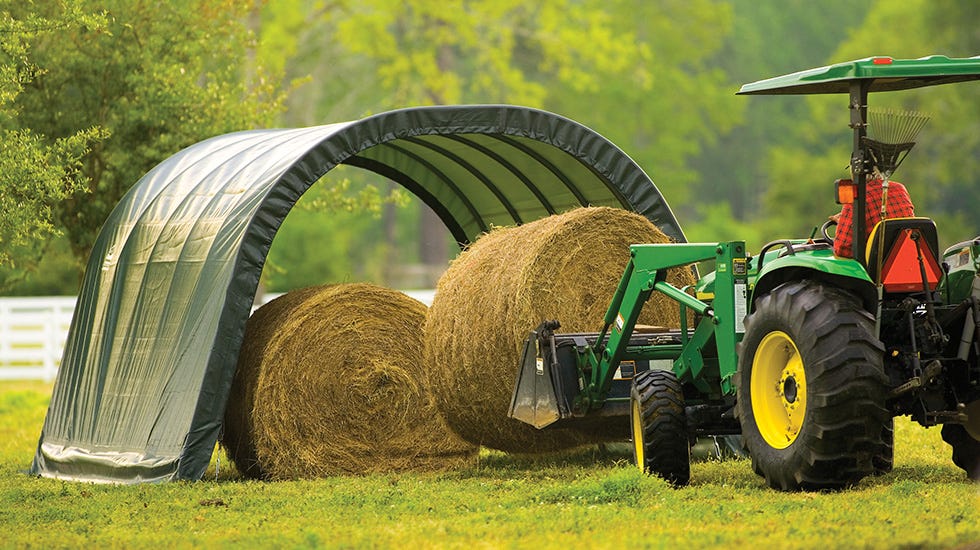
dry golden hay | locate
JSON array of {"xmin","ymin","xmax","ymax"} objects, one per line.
[
  {"xmin": 424, "ymin": 206, "xmax": 696, "ymax": 453},
  {"xmin": 222, "ymin": 283, "xmax": 476, "ymax": 480},
  {"xmin": 222, "ymin": 286, "xmax": 321, "ymax": 479}
]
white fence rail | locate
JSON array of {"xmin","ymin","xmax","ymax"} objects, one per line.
[
  {"xmin": 0, "ymin": 297, "xmax": 76, "ymax": 382},
  {"xmin": 0, "ymin": 290, "xmax": 436, "ymax": 381}
]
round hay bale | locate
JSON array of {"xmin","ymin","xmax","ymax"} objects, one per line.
[
  {"xmin": 222, "ymin": 287, "xmax": 321, "ymax": 478},
  {"xmin": 222, "ymin": 283, "xmax": 476, "ymax": 479},
  {"xmin": 424, "ymin": 206, "xmax": 696, "ymax": 453}
]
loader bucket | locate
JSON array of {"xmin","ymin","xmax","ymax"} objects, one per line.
[{"xmin": 508, "ymin": 322, "xmax": 567, "ymax": 429}]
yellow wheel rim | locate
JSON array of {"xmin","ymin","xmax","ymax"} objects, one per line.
[
  {"xmin": 631, "ymin": 398, "xmax": 645, "ymax": 471},
  {"xmin": 751, "ymin": 331, "xmax": 807, "ymax": 449}
]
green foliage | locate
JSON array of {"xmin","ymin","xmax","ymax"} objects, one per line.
[
  {"xmin": 758, "ymin": 0, "xmax": 980, "ymax": 249},
  {"xmin": 7, "ymin": 0, "xmax": 288, "ymax": 267},
  {"xmin": 2, "ymin": 382, "xmax": 979, "ymax": 547},
  {"xmin": 319, "ymin": 0, "xmax": 661, "ymax": 107},
  {"xmin": 0, "ymin": 2, "xmax": 107, "ymax": 109},
  {"xmin": 0, "ymin": 4, "xmax": 108, "ymax": 291},
  {"xmin": 760, "ymin": 129, "xmax": 849, "ymax": 244},
  {"xmin": 547, "ymin": 0, "xmax": 743, "ymax": 208},
  {"xmin": 684, "ymin": 202, "xmax": 766, "ymax": 246},
  {"xmin": 691, "ymin": 0, "xmax": 874, "ymax": 226},
  {"xmin": 322, "ymin": 0, "xmax": 744, "ymax": 204},
  {"xmin": 0, "ymin": 234, "xmax": 82, "ymax": 296},
  {"xmin": 253, "ymin": 0, "xmax": 980, "ymax": 284},
  {"xmin": 4, "ymin": 0, "xmax": 978, "ymax": 293},
  {"xmin": 263, "ymin": 167, "xmax": 420, "ymax": 291},
  {"xmin": 299, "ymin": 177, "xmax": 411, "ymax": 217},
  {"xmin": 274, "ymin": 0, "xmax": 673, "ymax": 122},
  {"xmin": 262, "ymin": 0, "xmax": 742, "ymax": 290},
  {"xmin": 0, "ymin": 126, "xmax": 103, "ymax": 289}
]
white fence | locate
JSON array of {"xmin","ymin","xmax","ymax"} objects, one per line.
[
  {"xmin": 0, "ymin": 297, "xmax": 76, "ymax": 382},
  {"xmin": 0, "ymin": 290, "xmax": 436, "ymax": 382}
]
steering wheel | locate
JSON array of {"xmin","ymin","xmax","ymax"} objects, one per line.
[{"xmin": 820, "ymin": 219, "xmax": 837, "ymax": 243}]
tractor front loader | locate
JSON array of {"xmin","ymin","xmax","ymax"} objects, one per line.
[{"xmin": 509, "ymin": 55, "xmax": 980, "ymax": 491}]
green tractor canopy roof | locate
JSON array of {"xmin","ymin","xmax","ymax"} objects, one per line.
[
  {"xmin": 737, "ymin": 55, "xmax": 980, "ymax": 95},
  {"xmin": 739, "ymin": 54, "xmax": 980, "ymax": 263}
]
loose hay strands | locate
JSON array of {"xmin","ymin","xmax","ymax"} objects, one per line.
[
  {"xmin": 222, "ymin": 283, "xmax": 476, "ymax": 479},
  {"xmin": 424, "ymin": 207, "xmax": 696, "ymax": 453},
  {"xmin": 223, "ymin": 287, "xmax": 321, "ymax": 479}
]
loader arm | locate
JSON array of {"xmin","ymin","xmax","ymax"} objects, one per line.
[
  {"xmin": 509, "ymin": 241, "xmax": 749, "ymax": 430},
  {"xmin": 585, "ymin": 241, "xmax": 749, "ymax": 407}
]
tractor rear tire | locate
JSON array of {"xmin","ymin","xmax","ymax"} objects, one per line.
[
  {"xmin": 874, "ymin": 418, "xmax": 895, "ymax": 475},
  {"xmin": 941, "ymin": 396, "xmax": 980, "ymax": 480},
  {"xmin": 631, "ymin": 369, "xmax": 690, "ymax": 486},
  {"xmin": 735, "ymin": 280, "xmax": 889, "ymax": 491}
]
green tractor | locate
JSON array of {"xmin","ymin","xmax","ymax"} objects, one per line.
[{"xmin": 508, "ymin": 55, "xmax": 980, "ymax": 490}]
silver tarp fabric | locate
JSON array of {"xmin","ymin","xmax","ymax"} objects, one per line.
[{"xmin": 30, "ymin": 105, "xmax": 683, "ymax": 483}]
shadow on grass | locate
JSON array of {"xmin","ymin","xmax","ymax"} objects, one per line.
[
  {"xmin": 205, "ymin": 437, "xmax": 754, "ymax": 488},
  {"xmin": 874, "ymin": 464, "xmax": 975, "ymax": 485},
  {"xmin": 204, "ymin": 434, "xmax": 971, "ymax": 494}
]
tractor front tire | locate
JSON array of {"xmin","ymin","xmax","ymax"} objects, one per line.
[
  {"xmin": 631, "ymin": 369, "xmax": 690, "ymax": 486},
  {"xmin": 735, "ymin": 280, "xmax": 889, "ymax": 491},
  {"xmin": 941, "ymin": 396, "xmax": 980, "ymax": 480}
]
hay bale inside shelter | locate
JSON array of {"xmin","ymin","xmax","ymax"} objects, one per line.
[
  {"xmin": 424, "ymin": 206, "xmax": 696, "ymax": 454},
  {"xmin": 222, "ymin": 286, "xmax": 321, "ymax": 479},
  {"xmin": 222, "ymin": 283, "xmax": 476, "ymax": 479}
]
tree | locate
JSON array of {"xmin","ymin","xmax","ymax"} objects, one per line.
[
  {"xmin": 314, "ymin": 0, "xmax": 742, "ymax": 204},
  {"xmin": 685, "ymin": 0, "xmax": 873, "ymax": 244},
  {"xmin": 0, "ymin": 4, "xmax": 106, "ymax": 291},
  {"xmin": 760, "ymin": 0, "xmax": 980, "ymax": 248},
  {"xmin": 547, "ymin": 0, "xmax": 742, "ymax": 211},
  {"xmin": 260, "ymin": 0, "xmax": 742, "ymax": 290},
  {"xmin": 10, "ymin": 0, "xmax": 289, "ymax": 269}
]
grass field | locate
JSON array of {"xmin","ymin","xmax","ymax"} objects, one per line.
[{"xmin": 1, "ymin": 380, "xmax": 978, "ymax": 549}]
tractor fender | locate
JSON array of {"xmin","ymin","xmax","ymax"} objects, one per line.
[{"xmin": 750, "ymin": 251, "xmax": 876, "ymax": 314}]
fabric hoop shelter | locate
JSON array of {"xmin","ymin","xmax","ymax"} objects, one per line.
[{"xmin": 30, "ymin": 104, "xmax": 684, "ymax": 483}]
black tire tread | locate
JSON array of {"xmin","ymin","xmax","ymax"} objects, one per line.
[
  {"xmin": 632, "ymin": 369, "xmax": 690, "ymax": 486},
  {"xmin": 941, "ymin": 421, "xmax": 980, "ymax": 481},
  {"xmin": 735, "ymin": 279, "xmax": 889, "ymax": 491},
  {"xmin": 873, "ymin": 418, "xmax": 894, "ymax": 475}
]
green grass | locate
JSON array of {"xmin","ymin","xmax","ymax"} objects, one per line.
[{"xmin": 1, "ymin": 381, "xmax": 978, "ymax": 549}]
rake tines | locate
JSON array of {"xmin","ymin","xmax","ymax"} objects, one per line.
[{"xmin": 862, "ymin": 108, "xmax": 930, "ymax": 178}]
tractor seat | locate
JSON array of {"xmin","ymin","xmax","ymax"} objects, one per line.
[{"xmin": 865, "ymin": 217, "xmax": 943, "ymax": 293}]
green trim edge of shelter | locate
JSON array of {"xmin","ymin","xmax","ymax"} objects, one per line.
[{"xmin": 30, "ymin": 104, "xmax": 683, "ymax": 483}]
